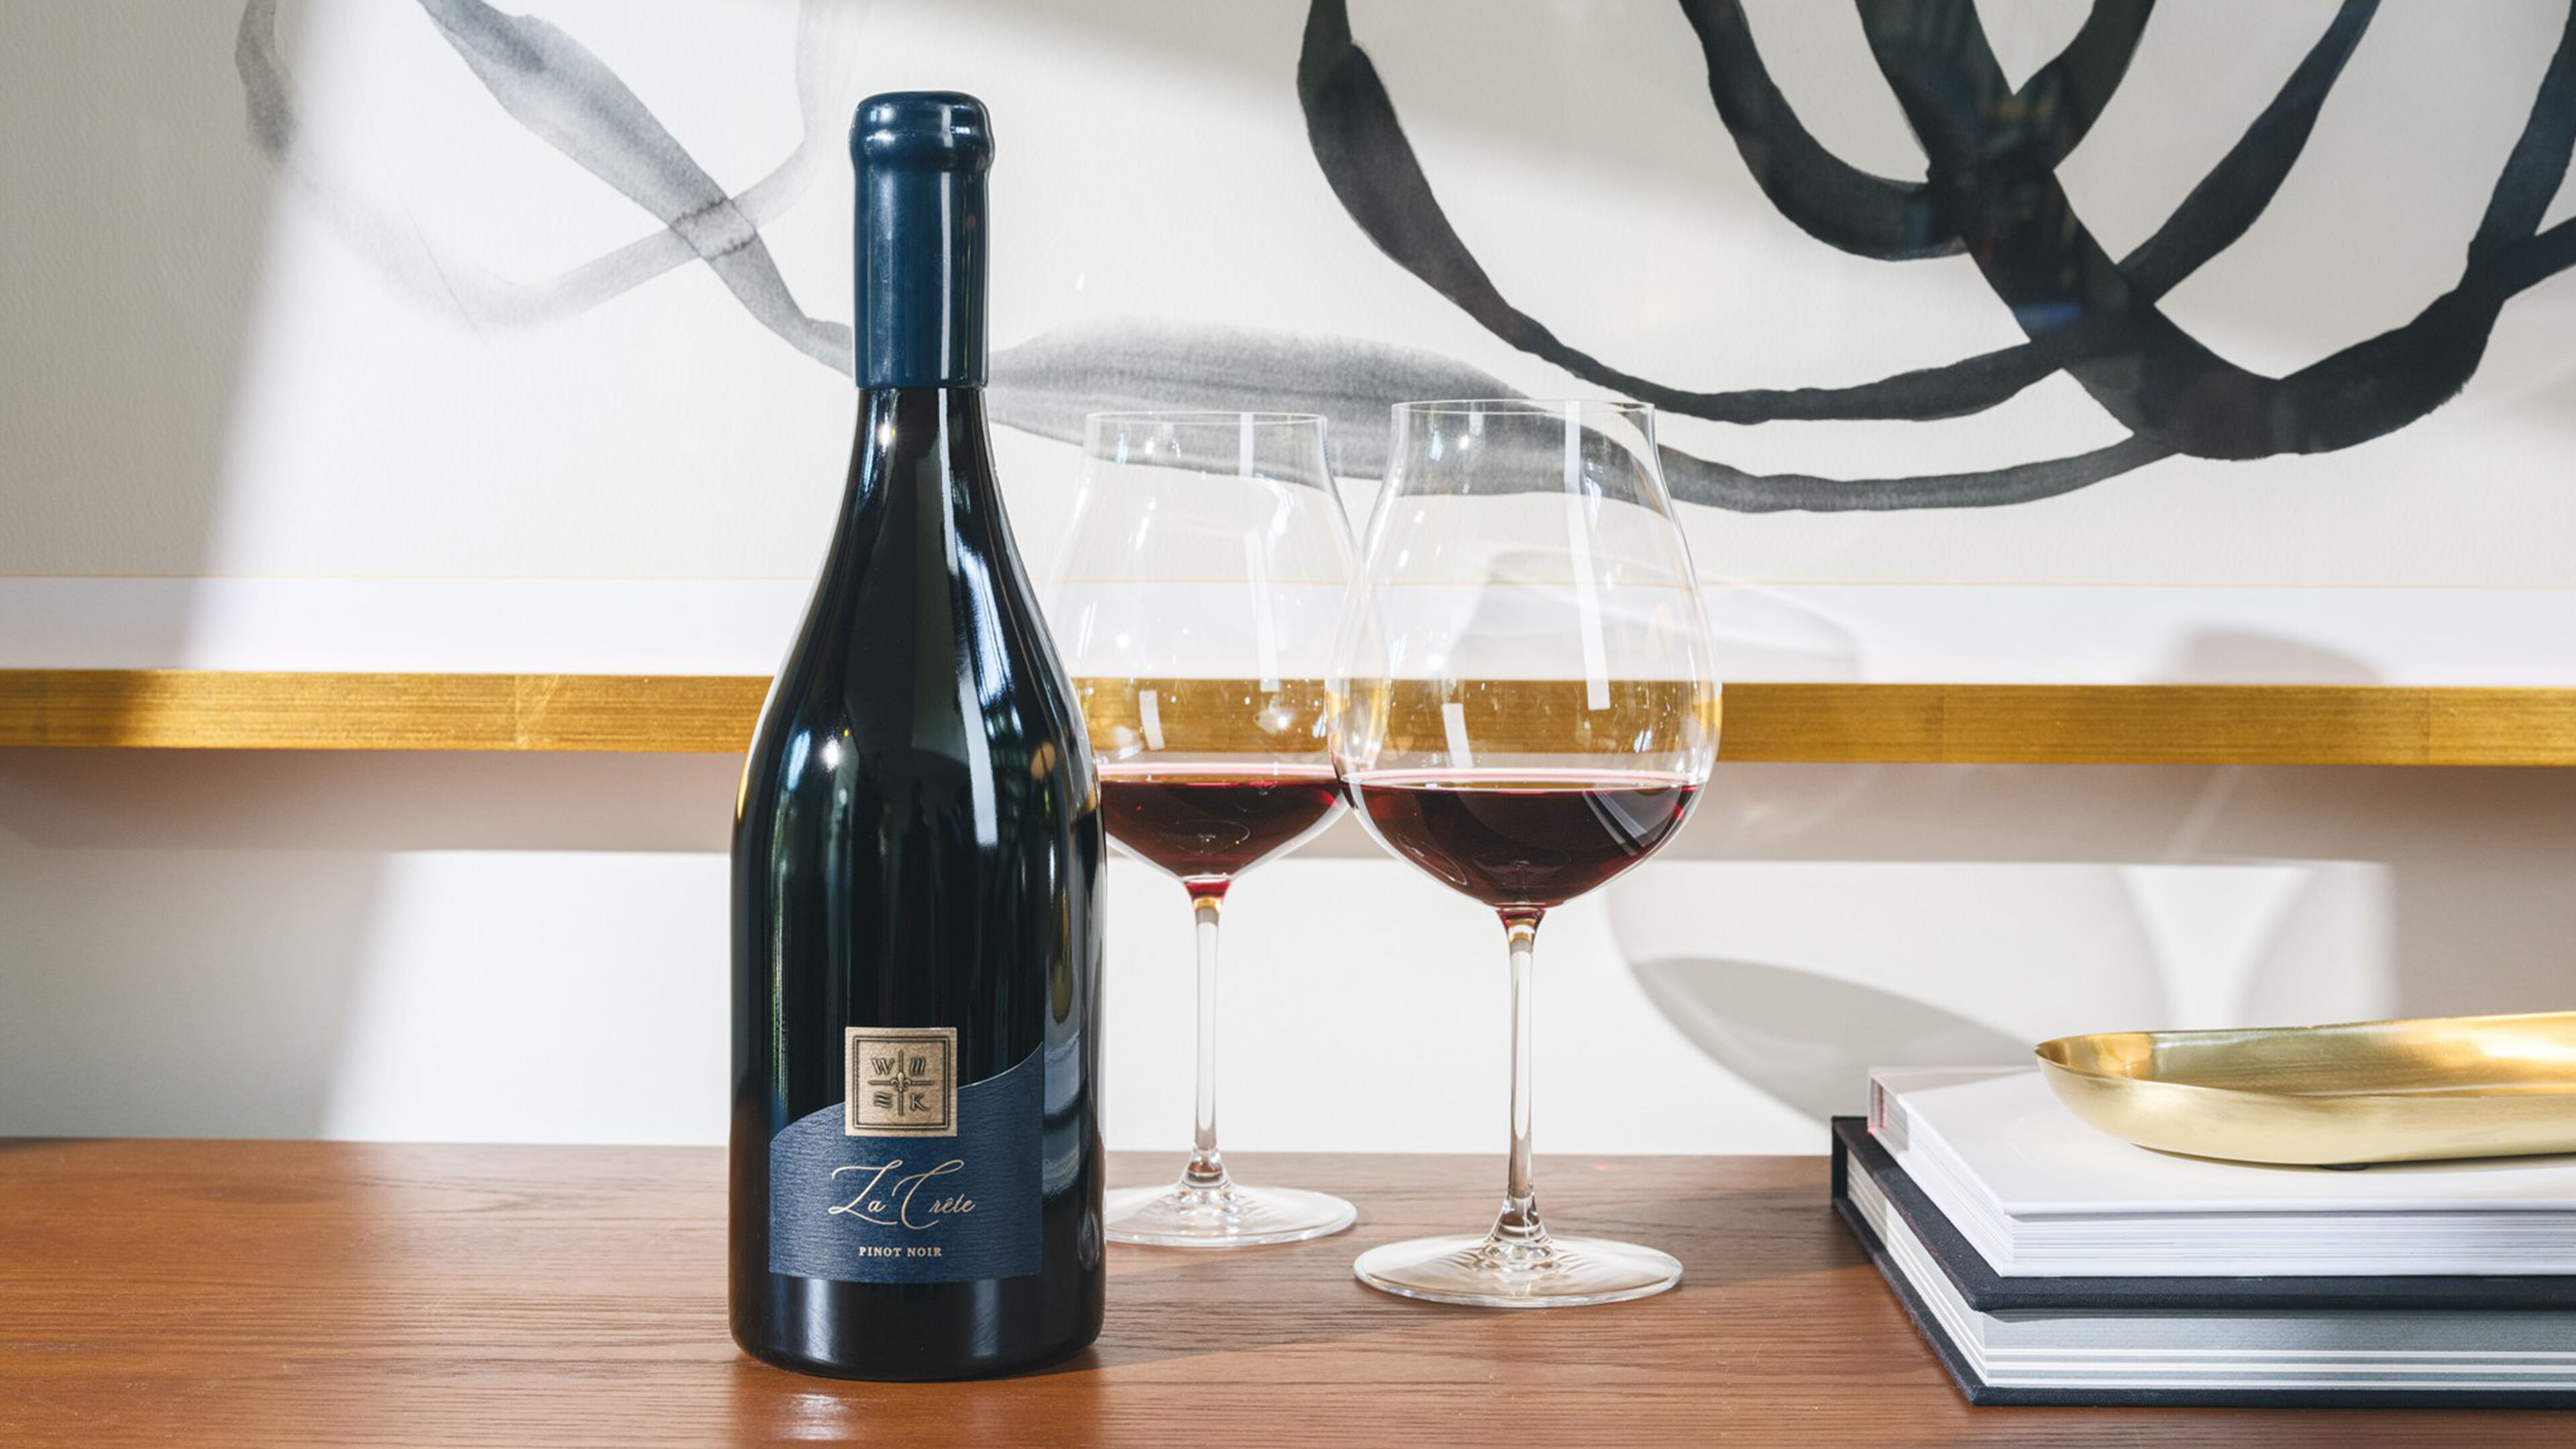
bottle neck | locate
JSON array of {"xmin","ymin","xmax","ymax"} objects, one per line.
[
  {"xmin": 854, "ymin": 160, "xmax": 988, "ymax": 388},
  {"xmin": 859, "ymin": 384, "xmax": 987, "ymax": 427}
]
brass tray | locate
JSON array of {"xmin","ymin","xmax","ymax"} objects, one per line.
[{"xmin": 2034, "ymin": 1012, "xmax": 2576, "ymax": 1166}]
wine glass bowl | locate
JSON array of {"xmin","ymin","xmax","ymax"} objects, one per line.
[
  {"xmin": 1049, "ymin": 411, "xmax": 1360, "ymax": 1248},
  {"xmin": 1332, "ymin": 399, "xmax": 1717, "ymax": 1306}
]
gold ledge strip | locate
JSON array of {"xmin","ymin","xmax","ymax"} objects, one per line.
[
  {"xmin": 0, "ymin": 671, "xmax": 771, "ymax": 753},
  {"xmin": 1723, "ymin": 684, "xmax": 2576, "ymax": 766},
  {"xmin": 2, "ymin": 672, "xmax": 2574, "ymax": 764}
]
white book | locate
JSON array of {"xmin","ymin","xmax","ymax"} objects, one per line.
[
  {"xmin": 1870, "ymin": 1067, "xmax": 2576, "ymax": 1277},
  {"xmin": 1845, "ymin": 1164, "xmax": 2576, "ymax": 1395}
]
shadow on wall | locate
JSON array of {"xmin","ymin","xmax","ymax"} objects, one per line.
[
  {"xmin": 1594, "ymin": 627, "xmax": 2408, "ymax": 1124},
  {"xmin": 1574, "ymin": 758, "xmax": 2575, "ymax": 1128},
  {"xmin": 2153, "ymin": 629, "xmax": 2385, "ymax": 685},
  {"xmin": 1, "ymin": 4, "xmax": 282, "ymax": 684},
  {"xmin": 0, "ymin": 749, "xmax": 738, "ymax": 1139},
  {"xmin": 0, "ymin": 7, "xmax": 382, "ymax": 1137},
  {"xmin": 1626, "ymin": 957, "xmax": 2030, "ymax": 1124},
  {"xmin": 1609, "ymin": 857, "xmax": 2396, "ymax": 1124}
]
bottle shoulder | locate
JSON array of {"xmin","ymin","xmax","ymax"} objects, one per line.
[{"xmin": 740, "ymin": 385, "xmax": 1091, "ymax": 820}]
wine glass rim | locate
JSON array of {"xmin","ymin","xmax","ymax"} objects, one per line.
[
  {"xmin": 1391, "ymin": 397, "xmax": 1653, "ymax": 417},
  {"xmin": 1084, "ymin": 409, "xmax": 1326, "ymax": 426}
]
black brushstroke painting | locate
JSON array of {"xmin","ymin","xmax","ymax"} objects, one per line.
[
  {"xmin": 1299, "ymin": 0, "xmax": 2576, "ymax": 506},
  {"xmin": 409, "ymin": 0, "xmax": 851, "ymax": 372},
  {"xmin": 236, "ymin": 0, "xmax": 2576, "ymax": 513},
  {"xmin": 236, "ymin": 0, "xmax": 855, "ymax": 364}
]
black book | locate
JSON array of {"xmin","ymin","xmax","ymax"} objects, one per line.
[{"xmin": 1829, "ymin": 1118, "xmax": 2576, "ymax": 1408}]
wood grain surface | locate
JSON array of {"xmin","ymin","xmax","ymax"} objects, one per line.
[
  {"xmin": 8, "ymin": 669, "xmax": 2576, "ymax": 764},
  {"xmin": 3, "ymin": 1142, "xmax": 2566, "ymax": 1446}
]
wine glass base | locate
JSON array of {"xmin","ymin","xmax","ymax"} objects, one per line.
[
  {"xmin": 1104, "ymin": 1181, "xmax": 1357, "ymax": 1248},
  {"xmin": 1354, "ymin": 1234, "xmax": 1682, "ymax": 1308}
]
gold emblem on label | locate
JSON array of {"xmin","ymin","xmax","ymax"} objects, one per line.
[{"xmin": 845, "ymin": 1026, "xmax": 959, "ymax": 1137}]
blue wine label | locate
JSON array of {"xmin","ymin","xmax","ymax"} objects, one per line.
[{"xmin": 768, "ymin": 1029, "xmax": 1042, "ymax": 1283}]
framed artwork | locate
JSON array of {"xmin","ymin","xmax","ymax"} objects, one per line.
[{"xmin": 5, "ymin": 0, "xmax": 2573, "ymax": 758}]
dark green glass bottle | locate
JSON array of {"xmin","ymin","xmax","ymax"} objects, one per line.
[{"xmin": 728, "ymin": 91, "xmax": 1104, "ymax": 1381}]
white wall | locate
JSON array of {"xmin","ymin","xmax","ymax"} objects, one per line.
[
  {"xmin": 5, "ymin": 750, "xmax": 2569, "ymax": 1155},
  {"xmin": 5, "ymin": 2, "xmax": 2575, "ymax": 1156}
]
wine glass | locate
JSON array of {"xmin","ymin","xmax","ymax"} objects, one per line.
[
  {"xmin": 1046, "ymin": 411, "xmax": 1360, "ymax": 1247},
  {"xmin": 1330, "ymin": 399, "xmax": 1719, "ymax": 1306}
]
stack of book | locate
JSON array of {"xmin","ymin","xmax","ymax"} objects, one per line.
[{"xmin": 1833, "ymin": 1067, "xmax": 2576, "ymax": 1407}]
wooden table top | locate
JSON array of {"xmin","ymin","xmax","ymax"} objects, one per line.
[{"xmin": 3, "ymin": 1142, "xmax": 2565, "ymax": 1446}]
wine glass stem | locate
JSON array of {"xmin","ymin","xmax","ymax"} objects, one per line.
[
  {"xmin": 1495, "ymin": 907, "xmax": 1546, "ymax": 1246},
  {"xmin": 1183, "ymin": 884, "xmax": 1231, "ymax": 1191}
]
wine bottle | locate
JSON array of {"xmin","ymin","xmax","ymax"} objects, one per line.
[{"xmin": 729, "ymin": 91, "xmax": 1105, "ymax": 1381}]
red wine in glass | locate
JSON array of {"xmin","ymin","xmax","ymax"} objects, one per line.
[
  {"xmin": 1344, "ymin": 770, "xmax": 1699, "ymax": 909},
  {"xmin": 1096, "ymin": 764, "xmax": 1344, "ymax": 888}
]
